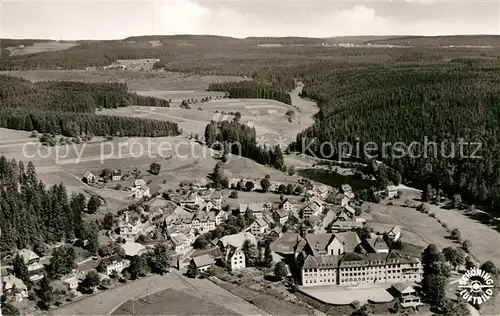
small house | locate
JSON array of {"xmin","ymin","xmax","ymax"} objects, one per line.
[
  {"xmin": 2, "ymin": 275, "xmax": 28, "ymax": 302},
  {"xmin": 386, "ymin": 185, "xmax": 398, "ymax": 199},
  {"xmin": 103, "ymin": 254, "xmax": 130, "ymax": 275},
  {"xmin": 387, "ymin": 225, "xmax": 402, "ymax": 242},
  {"xmin": 191, "ymin": 254, "xmax": 215, "ymax": 272},
  {"xmin": 82, "ymin": 171, "xmax": 96, "ymax": 184},
  {"xmin": 391, "ymin": 283, "xmax": 421, "ymax": 307},
  {"xmin": 62, "ymin": 276, "xmax": 79, "ymax": 292},
  {"xmin": 273, "ymin": 209, "xmax": 289, "ymax": 225},
  {"xmin": 363, "ymin": 237, "xmax": 389, "ymax": 253},
  {"xmin": 248, "ymin": 218, "xmax": 269, "ymax": 236}
]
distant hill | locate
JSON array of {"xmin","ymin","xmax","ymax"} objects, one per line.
[
  {"xmin": 322, "ymin": 36, "xmax": 402, "ymax": 44},
  {"xmin": 124, "ymin": 34, "xmax": 237, "ymax": 42},
  {"xmin": 364, "ymin": 35, "xmax": 500, "ymax": 47},
  {"xmin": 245, "ymin": 37, "xmax": 324, "ymax": 45}
]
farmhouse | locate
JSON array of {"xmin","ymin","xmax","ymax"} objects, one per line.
[
  {"xmin": 239, "ymin": 203, "xmax": 267, "ymax": 219},
  {"xmin": 273, "ymin": 209, "xmax": 289, "ymax": 225},
  {"xmin": 387, "ymin": 225, "xmax": 402, "ymax": 242},
  {"xmin": 180, "ymin": 193, "xmax": 205, "ymax": 209},
  {"xmin": 118, "ymin": 212, "xmax": 143, "ymax": 241},
  {"xmin": 130, "ymin": 186, "xmax": 151, "ymax": 199},
  {"xmin": 2, "ymin": 275, "xmax": 28, "ymax": 302},
  {"xmin": 280, "ymin": 199, "xmax": 294, "ymax": 212},
  {"xmin": 219, "ymin": 232, "xmax": 257, "ymax": 271},
  {"xmin": 191, "ymin": 254, "xmax": 215, "ymax": 272},
  {"xmin": 340, "ymin": 184, "xmax": 355, "ymax": 199},
  {"xmin": 102, "ymin": 254, "xmax": 130, "ymax": 275},
  {"xmin": 62, "ymin": 276, "xmax": 79, "ymax": 292},
  {"xmin": 171, "ymin": 232, "xmax": 190, "ymax": 254},
  {"xmin": 330, "ymin": 219, "xmax": 364, "ymax": 231},
  {"xmin": 300, "ymin": 199, "xmax": 324, "ymax": 219},
  {"xmin": 386, "ymin": 185, "xmax": 398, "ymax": 199},
  {"xmin": 82, "ymin": 171, "xmax": 96, "ymax": 184},
  {"xmin": 18, "ymin": 248, "xmax": 44, "ymax": 281},
  {"xmin": 248, "ymin": 218, "xmax": 269, "ymax": 236}
]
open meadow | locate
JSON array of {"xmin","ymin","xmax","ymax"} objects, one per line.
[
  {"xmin": 50, "ymin": 270, "xmax": 267, "ymax": 316},
  {"xmin": 0, "ymin": 70, "xmax": 248, "ymax": 91},
  {"xmin": 0, "ymin": 128, "xmax": 300, "ymax": 213},
  {"xmin": 5, "ymin": 41, "xmax": 79, "ymax": 56},
  {"xmin": 102, "ymin": 83, "xmax": 318, "ymax": 146}
]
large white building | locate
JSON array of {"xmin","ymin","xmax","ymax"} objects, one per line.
[
  {"xmin": 218, "ymin": 232, "xmax": 257, "ymax": 271},
  {"xmin": 301, "ymin": 251, "xmax": 422, "ymax": 287}
]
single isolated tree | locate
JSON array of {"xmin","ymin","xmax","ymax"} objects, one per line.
[
  {"xmin": 462, "ymin": 239, "xmax": 472, "ymax": 252},
  {"xmin": 450, "ymin": 228, "xmax": 461, "ymax": 241},
  {"xmin": 274, "ymin": 261, "xmax": 288, "ymax": 280},
  {"xmin": 186, "ymin": 261, "xmax": 199, "ymax": 278},
  {"xmin": 149, "ymin": 162, "xmax": 162, "ymax": 175}
]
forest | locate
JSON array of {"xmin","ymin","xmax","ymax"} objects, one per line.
[
  {"xmin": 290, "ymin": 62, "xmax": 500, "ymax": 213},
  {"xmin": 0, "ymin": 108, "xmax": 180, "ymax": 137},
  {"xmin": 0, "ymin": 155, "xmax": 87, "ymax": 252},
  {"xmin": 0, "ymin": 76, "xmax": 170, "ymax": 112},
  {"xmin": 0, "ymin": 76, "xmax": 178, "ymax": 137},
  {"xmin": 204, "ymin": 120, "xmax": 285, "ymax": 171},
  {"xmin": 208, "ymin": 80, "xmax": 293, "ymax": 105}
]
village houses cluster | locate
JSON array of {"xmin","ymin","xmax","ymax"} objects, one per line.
[{"xmin": 2, "ymin": 172, "xmax": 416, "ymax": 309}]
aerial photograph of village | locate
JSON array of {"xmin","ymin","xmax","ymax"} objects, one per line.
[{"xmin": 0, "ymin": 1, "xmax": 499, "ymax": 316}]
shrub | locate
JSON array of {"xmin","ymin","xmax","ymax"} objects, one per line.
[
  {"xmin": 429, "ymin": 212, "xmax": 436, "ymax": 217},
  {"xmin": 229, "ymin": 191, "xmax": 238, "ymax": 199}
]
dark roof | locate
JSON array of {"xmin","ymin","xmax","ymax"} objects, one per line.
[
  {"xmin": 192, "ymin": 254, "xmax": 214, "ymax": 267},
  {"xmin": 305, "ymin": 233, "xmax": 335, "ymax": 255},
  {"xmin": 303, "ymin": 255, "xmax": 341, "ymax": 269},
  {"xmin": 335, "ymin": 232, "xmax": 361, "ymax": 252},
  {"xmin": 270, "ymin": 233, "xmax": 302, "ymax": 254}
]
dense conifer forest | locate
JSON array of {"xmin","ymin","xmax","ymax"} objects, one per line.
[
  {"xmin": 291, "ymin": 62, "xmax": 500, "ymax": 213},
  {"xmin": 204, "ymin": 120, "xmax": 285, "ymax": 171},
  {"xmin": 0, "ymin": 156, "xmax": 85, "ymax": 252},
  {"xmin": 0, "ymin": 76, "xmax": 178, "ymax": 137},
  {"xmin": 208, "ymin": 81, "xmax": 293, "ymax": 105}
]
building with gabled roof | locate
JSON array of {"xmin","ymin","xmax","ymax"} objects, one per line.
[
  {"xmin": 191, "ymin": 254, "xmax": 215, "ymax": 272},
  {"xmin": 387, "ymin": 225, "xmax": 402, "ymax": 242},
  {"xmin": 239, "ymin": 203, "xmax": 267, "ymax": 219},
  {"xmin": 273, "ymin": 209, "xmax": 289, "ymax": 225},
  {"xmin": 82, "ymin": 171, "xmax": 97, "ymax": 184},
  {"xmin": 363, "ymin": 237, "xmax": 389, "ymax": 253},
  {"xmin": 118, "ymin": 212, "xmax": 143, "ymax": 241},
  {"xmin": 2, "ymin": 275, "xmax": 28, "ymax": 302},
  {"xmin": 248, "ymin": 217, "xmax": 269, "ymax": 236},
  {"xmin": 300, "ymin": 199, "xmax": 324, "ymax": 219},
  {"xmin": 219, "ymin": 232, "xmax": 257, "ymax": 271},
  {"xmin": 390, "ymin": 282, "xmax": 421, "ymax": 307}
]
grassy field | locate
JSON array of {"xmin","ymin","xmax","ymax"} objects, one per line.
[
  {"xmin": 368, "ymin": 187, "xmax": 500, "ymax": 315},
  {"xmin": 113, "ymin": 288, "xmax": 238, "ymax": 316},
  {"xmin": 5, "ymin": 42, "xmax": 79, "ymax": 56},
  {"xmin": 102, "ymin": 84, "xmax": 318, "ymax": 146},
  {"xmin": 0, "ymin": 70, "xmax": 247, "ymax": 91},
  {"xmin": 0, "ymin": 128, "xmax": 300, "ymax": 213},
  {"xmin": 50, "ymin": 270, "xmax": 266, "ymax": 316}
]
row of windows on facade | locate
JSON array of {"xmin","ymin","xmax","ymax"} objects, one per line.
[
  {"xmin": 303, "ymin": 263, "xmax": 417, "ymax": 273},
  {"xmin": 303, "ymin": 274, "xmax": 420, "ymax": 284}
]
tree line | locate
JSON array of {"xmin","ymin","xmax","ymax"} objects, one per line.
[
  {"xmin": 208, "ymin": 80, "xmax": 293, "ymax": 105},
  {"xmin": 0, "ymin": 76, "xmax": 170, "ymax": 113},
  {"xmin": 204, "ymin": 120, "xmax": 285, "ymax": 171},
  {"xmin": 290, "ymin": 62, "xmax": 500, "ymax": 216},
  {"xmin": 0, "ymin": 108, "xmax": 180, "ymax": 137},
  {"xmin": 0, "ymin": 155, "xmax": 91, "ymax": 252}
]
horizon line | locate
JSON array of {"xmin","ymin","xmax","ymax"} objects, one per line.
[{"xmin": 2, "ymin": 33, "xmax": 500, "ymax": 42}]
